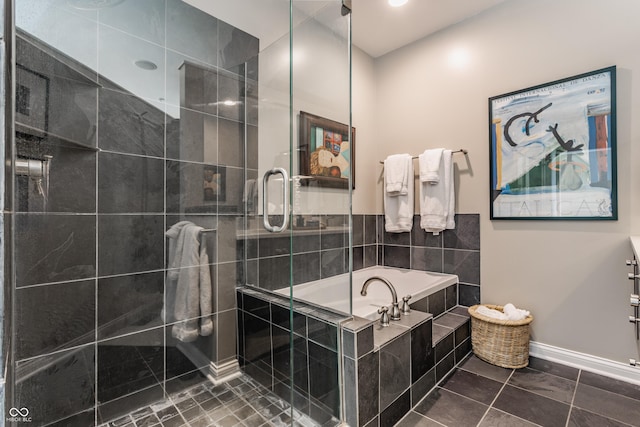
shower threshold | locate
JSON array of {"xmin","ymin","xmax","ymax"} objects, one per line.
[{"xmin": 99, "ymin": 374, "xmax": 322, "ymax": 427}]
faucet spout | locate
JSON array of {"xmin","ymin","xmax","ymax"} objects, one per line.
[{"xmin": 360, "ymin": 276, "xmax": 401, "ymax": 320}]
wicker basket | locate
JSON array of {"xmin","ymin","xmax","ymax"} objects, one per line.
[{"xmin": 468, "ymin": 304, "xmax": 533, "ymax": 369}]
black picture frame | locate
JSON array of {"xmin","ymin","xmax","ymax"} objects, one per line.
[
  {"xmin": 15, "ymin": 64, "xmax": 50, "ymax": 138},
  {"xmin": 203, "ymin": 164, "xmax": 226, "ymax": 203},
  {"xmin": 299, "ymin": 111, "xmax": 355, "ymax": 189},
  {"xmin": 489, "ymin": 66, "xmax": 617, "ymax": 220}
]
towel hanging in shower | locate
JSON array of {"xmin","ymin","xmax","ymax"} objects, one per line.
[{"xmin": 164, "ymin": 221, "xmax": 213, "ymax": 342}]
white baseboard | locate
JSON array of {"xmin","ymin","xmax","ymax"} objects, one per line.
[
  {"xmin": 529, "ymin": 341, "xmax": 640, "ymax": 386},
  {"xmin": 177, "ymin": 343, "xmax": 241, "ymax": 385},
  {"xmin": 206, "ymin": 359, "xmax": 242, "ymax": 385}
]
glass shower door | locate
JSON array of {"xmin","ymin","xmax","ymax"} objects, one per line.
[
  {"xmin": 244, "ymin": 0, "xmax": 353, "ymax": 425},
  {"xmin": 6, "ymin": 0, "xmax": 350, "ymax": 425}
]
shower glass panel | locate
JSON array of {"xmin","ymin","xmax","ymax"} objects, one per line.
[
  {"xmin": 7, "ymin": 0, "xmax": 350, "ymax": 425},
  {"xmin": 241, "ymin": 0, "xmax": 352, "ymax": 425}
]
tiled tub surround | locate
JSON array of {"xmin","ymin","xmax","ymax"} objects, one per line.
[
  {"xmin": 238, "ymin": 279, "xmax": 469, "ymax": 427},
  {"xmin": 342, "ymin": 306, "xmax": 472, "ymax": 427},
  {"xmin": 240, "ymin": 215, "xmax": 352, "ymax": 292},
  {"xmin": 237, "ymin": 287, "xmax": 349, "ymax": 426},
  {"xmin": 10, "ymin": 1, "xmax": 259, "ymax": 425},
  {"xmin": 352, "ymin": 213, "xmax": 481, "ymax": 307},
  {"xmin": 240, "ymin": 212, "xmax": 479, "ymax": 305},
  {"xmin": 274, "ymin": 267, "xmax": 458, "ymax": 320}
]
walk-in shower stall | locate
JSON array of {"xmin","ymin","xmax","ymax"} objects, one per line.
[{"xmin": 1, "ymin": 0, "xmax": 353, "ymax": 425}]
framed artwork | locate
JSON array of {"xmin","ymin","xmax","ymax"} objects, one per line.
[
  {"xmin": 299, "ymin": 111, "xmax": 355, "ymax": 189},
  {"xmin": 15, "ymin": 64, "xmax": 50, "ymax": 138},
  {"xmin": 489, "ymin": 66, "xmax": 617, "ymax": 220},
  {"xmin": 203, "ymin": 164, "xmax": 226, "ymax": 202}
]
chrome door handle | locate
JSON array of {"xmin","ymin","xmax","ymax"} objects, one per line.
[{"xmin": 262, "ymin": 167, "xmax": 290, "ymax": 233}]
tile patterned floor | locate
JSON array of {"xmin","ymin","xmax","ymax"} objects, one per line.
[
  {"xmin": 102, "ymin": 354, "xmax": 640, "ymax": 427},
  {"xmin": 99, "ymin": 374, "xmax": 323, "ymax": 427},
  {"xmin": 396, "ymin": 354, "xmax": 640, "ymax": 427}
]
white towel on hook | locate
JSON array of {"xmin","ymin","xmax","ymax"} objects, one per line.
[
  {"xmin": 420, "ymin": 149, "xmax": 455, "ymax": 234},
  {"xmin": 419, "ymin": 148, "xmax": 444, "ymax": 183},
  {"xmin": 384, "ymin": 154, "xmax": 412, "ymax": 196},
  {"xmin": 384, "ymin": 154, "xmax": 414, "ymax": 233}
]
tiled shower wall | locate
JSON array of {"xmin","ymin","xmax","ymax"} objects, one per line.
[
  {"xmin": 352, "ymin": 213, "xmax": 481, "ymax": 305},
  {"xmin": 7, "ymin": 1, "xmax": 258, "ymax": 425}
]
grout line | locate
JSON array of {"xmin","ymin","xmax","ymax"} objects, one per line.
[
  {"xmin": 483, "ymin": 407, "xmax": 545, "ymax": 427},
  {"xmin": 93, "ymin": 15, "xmax": 101, "ymax": 424},
  {"xmin": 476, "ymin": 368, "xmax": 515, "ymax": 426},
  {"xmin": 565, "ymin": 369, "xmax": 581, "ymax": 427},
  {"xmin": 421, "ymin": 414, "xmax": 448, "ymax": 426}
]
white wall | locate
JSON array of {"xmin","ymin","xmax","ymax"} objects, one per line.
[
  {"xmin": 258, "ymin": 4, "xmax": 352, "ymax": 215},
  {"xmin": 356, "ymin": 0, "xmax": 640, "ymax": 362},
  {"xmin": 352, "ymin": 46, "xmax": 378, "ymax": 214}
]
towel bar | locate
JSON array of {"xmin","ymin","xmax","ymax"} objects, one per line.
[{"xmin": 379, "ymin": 149, "xmax": 468, "ymax": 164}]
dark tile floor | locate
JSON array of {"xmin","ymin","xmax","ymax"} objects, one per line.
[
  {"xmin": 396, "ymin": 354, "xmax": 640, "ymax": 427},
  {"xmin": 99, "ymin": 374, "xmax": 324, "ymax": 427}
]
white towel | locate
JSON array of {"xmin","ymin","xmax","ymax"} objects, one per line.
[
  {"xmin": 476, "ymin": 305, "xmax": 508, "ymax": 320},
  {"xmin": 243, "ymin": 179, "xmax": 258, "ymax": 213},
  {"xmin": 419, "ymin": 148, "xmax": 444, "ymax": 183},
  {"xmin": 420, "ymin": 149, "xmax": 455, "ymax": 234},
  {"xmin": 384, "ymin": 154, "xmax": 414, "ymax": 233},
  {"xmin": 384, "ymin": 154, "xmax": 412, "ymax": 195},
  {"xmin": 503, "ymin": 303, "xmax": 530, "ymax": 321},
  {"xmin": 164, "ymin": 221, "xmax": 213, "ymax": 342}
]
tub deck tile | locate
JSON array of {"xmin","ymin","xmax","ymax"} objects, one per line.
[{"xmin": 433, "ymin": 312, "xmax": 468, "ymax": 330}]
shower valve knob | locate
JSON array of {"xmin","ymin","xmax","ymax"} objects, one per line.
[{"xmin": 631, "ymin": 295, "xmax": 640, "ymax": 307}]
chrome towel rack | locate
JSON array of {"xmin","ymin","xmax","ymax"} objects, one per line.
[{"xmin": 378, "ymin": 149, "xmax": 468, "ymax": 164}]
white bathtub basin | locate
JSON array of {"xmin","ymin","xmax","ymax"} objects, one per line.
[{"xmin": 276, "ymin": 266, "xmax": 458, "ymax": 320}]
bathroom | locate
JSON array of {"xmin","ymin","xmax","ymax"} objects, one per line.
[{"xmin": 2, "ymin": 0, "xmax": 640, "ymax": 426}]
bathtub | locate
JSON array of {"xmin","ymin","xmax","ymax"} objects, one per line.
[{"xmin": 276, "ymin": 266, "xmax": 458, "ymax": 320}]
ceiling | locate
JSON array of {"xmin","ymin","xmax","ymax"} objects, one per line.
[
  {"xmin": 187, "ymin": 0, "xmax": 509, "ymax": 59},
  {"xmin": 351, "ymin": 0, "xmax": 509, "ymax": 58}
]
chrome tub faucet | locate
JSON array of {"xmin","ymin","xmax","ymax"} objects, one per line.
[{"xmin": 360, "ymin": 276, "xmax": 401, "ymax": 321}]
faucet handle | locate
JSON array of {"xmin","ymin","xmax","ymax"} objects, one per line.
[
  {"xmin": 401, "ymin": 295, "xmax": 412, "ymax": 314},
  {"xmin": 378, "ymin": 306, "xmax": 390, "ymax": 327}
]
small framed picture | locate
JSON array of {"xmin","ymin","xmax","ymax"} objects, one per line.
[
  {"xmin": 203, "ymin": 165, "xmax": 226, "ymax": 202},
  {"xmin": 299, "ymin": 111, "xmax": 355, "ymax": 189}
]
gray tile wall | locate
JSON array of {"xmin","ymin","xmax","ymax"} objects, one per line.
[
  {"xmin": 9, "ymin": 1, "xmax": 258, "ymax": 424},
  {"xmin": 241, "ymin": 215, "xmax": 350, "ymax": 291},
  {"xmin": 244, "ymin": 211, "xmax": 481, "ymax": 296},
  {"xmin": 237, "ymin": 287, "xmax": 347, "ymax": 425},
  {"xmin": 352, "ymin": 213, "xmax": 481, "ymax": 306}
]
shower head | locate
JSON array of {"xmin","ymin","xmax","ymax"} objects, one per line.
[{"xmin": 67, "ymin": 0, "xmax": 126, "ymax": 10}]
